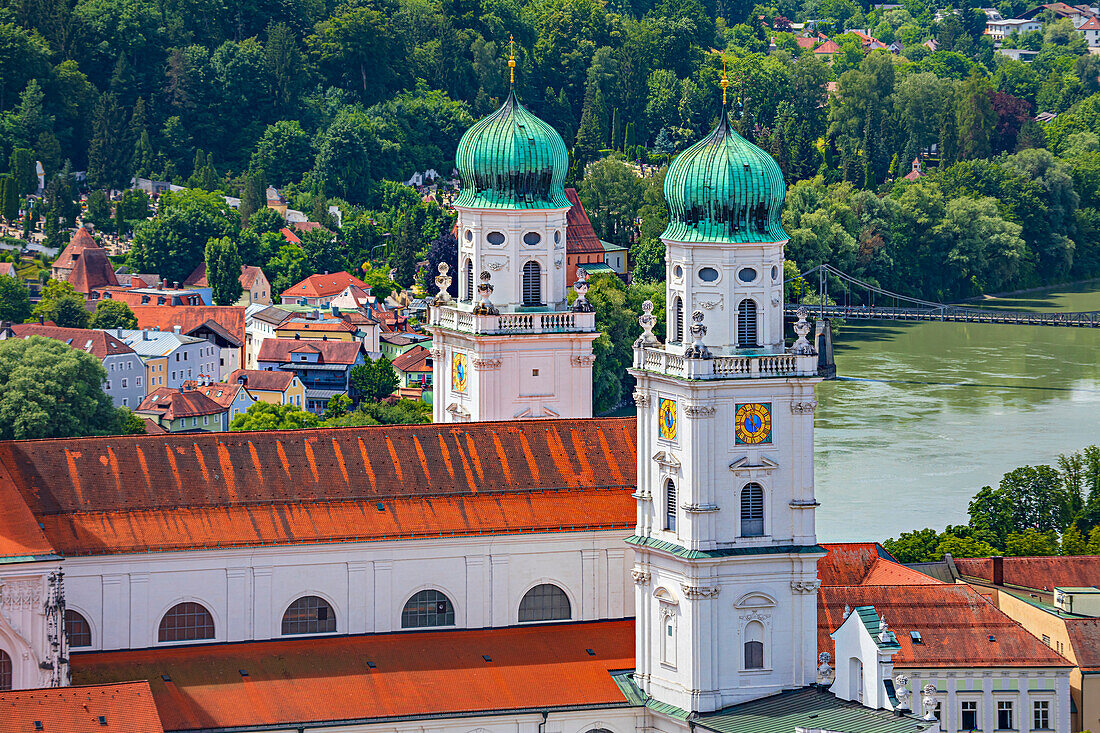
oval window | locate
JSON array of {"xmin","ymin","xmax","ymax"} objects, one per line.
[
  {"xmin": 771, "ymin": 265, "xmax": 778, "ymax": 281},
  {"xmin": 464, "ymin": 229, "xmax": 473, "ymax": 242},
  {"xmin": 487, "ymin": 232, "xmax": 505, "ymax": 245},
  {"xmin": 738, "ymin": 268, "xmax": 758, "ymax": 283},
  {"xmin": 674, "ymin": 265, "xmax": 683, "ymax": 278},
  {"xmin": 699, "ymin": 267, "xmax": 720, "ymax": 282},
  {"xmin": 554, "ymin": 231, "xmax": 561, "ymax": 244},
  {"xmin": 523, "ymin": 232, "xmax": 542, "ymax": 246}
]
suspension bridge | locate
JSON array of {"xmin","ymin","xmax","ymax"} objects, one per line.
[{"xmin": 783, "ymin": 264, "xmax": 1100, "ymax": 328}]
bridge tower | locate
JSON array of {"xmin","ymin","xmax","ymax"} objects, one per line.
[
  {"xmin": 629, "ymin": 71, "xmax": 824, "ymax": 715},
  {"xmin": 426, "ymin": 46, "xmax": 598, "ymax": 423}
]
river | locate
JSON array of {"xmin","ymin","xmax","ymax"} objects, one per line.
[{"xmin": 815, "ymin": 282, "xmax": 1100, "ymax": 543}]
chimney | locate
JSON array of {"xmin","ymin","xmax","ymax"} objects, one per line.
[
  {"xmin": 331, "ymin": 305, "xmax": 340, "ymax": 316},
  {"xmin": 161, "ymin": 279, "xmax": 167, "ymax": 289},
  {"xmin": 173, "ymin": 325, "xmax": 182, "ymax": 335},
  {"xmin": 173, "ymin": 281, "xmax": 179, "ymax": 289},
  {"xmin": 992, "ymin": 556, "xmax": 1004, "ymax": 586}
]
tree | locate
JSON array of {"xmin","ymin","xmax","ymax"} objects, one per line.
[
  {"xmin": 299, "ymin": 227, "xmax": 345, "ymax": 276},
  {"xmin": 118, "ymin": 408, "xmax": 147, "ymax": 434},
  {"xmin": 349, "ymin": 356, "xmax": 399, "ymax": 403},
  {"xmin": 205, "ymin": 236, "xmax": 244, "ymax": 305},
  {"xmin": 956, "ymin": 73, "xmax": 996, "ymax": 161},
  {"xmin": 85, "ymin": 189, "xmax": 112, "ymax": 232},
  {"xmin": 229, "ymin": 402, "xmax": 322, "ymax": 430},
  {"xmin": 8, "ymin": 148, "xmax": 37, "ymax": 196},
  {"xmin": 1060, "ymin": 524, "xmax": 1086, "ymax": 555},
  {"xmin": 33, "ymin": 280, "xmax": 90, "ymax": 328},
  {"xmin": 0, "ymin": 336, "xmax": 123, "ymax": 439},
  {"xmin": 1087, "ymin": 526, "xmax": 1100, "ymax": 554},
  {"xmin": 89, "ymin": 300, "xmax": 137, "ymax": 329},
  {"xmin": 266, "ymin": 243, "xmax": 310, "ymax": 295},
  {"xmin": 883, "ymin": 527, "xmax": 942, "ymax": 563},
  {"xmin": 311, "ymin": 108, "xmax": 383, "ymax": 202},
  {"xmin": 1005, "ymin": 529, "xmax": 1058, "ymax": 556},
  {"xmin": 389, "ymin": 209, "xmax": 422, "ymax": 288},
  {"xmin": 116, "ymin": 189, "xmax": 150, "ymax": 232},
  {"xmin": 127, "ymin": 189, "xmax": 237, "ymax": 286},
  {"xmin": 935, "ymin": 534, "xmax": 999, "ymax": 559},
  {"xmin": 579, "ymin": 157, "xmax": 646, "ymax": 245},
  {"xmin": 87, "ymin": 92, "xmax": 130, "ymax": 190},
  {"xmin": 250, "ymin": 121, "xmax": 311, "ymax": 188},
  {"xmin": 238, "ymin": 169, "xmax": 267, "ymax": 227},
  {"xmin": 323, "ymin": 394, "xmax": 352, "ymax": 420},
  {"xmin": 0, "ymin": 175, "xmax": 18, "ymax": 223},
  {"xmin": 0, "ymin": 275, "xmax": 31, "ymax": 323},
  {"xmin": 421, "ymin": 232, "xmax": 458, "ymax": 297}
]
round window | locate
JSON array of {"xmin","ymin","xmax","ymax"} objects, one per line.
[
  {"xmin": 674, "ymin": 265, "xmax": 683, "ymax": 278},
  {"xmin": 771, "ymin": 265, "xmax": 778, "ymax": 281},
  {"xmin": 738, "ymin": 268, "xmax": 758, "ymax": 283},
  {"xmin": 523, "ymin": 232, "xmax": 542, "ymax": 246},
  {"xmin": 554, "ymin": 231, "xmax": 561, "ymax": 244},
  {"xmin": 699, "ymin": 267, "xmax": 719, "ymax": 282},
  {"xmin": 487, "ymin": 232, "xmax": 505, "ymax": 245},
  {"xmin": 464, "ymin": 230, "xmax": 473, "ymax": 242}
]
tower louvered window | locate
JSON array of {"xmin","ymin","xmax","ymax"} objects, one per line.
[
  {"xmin": 464, "ymin": 259, "xmax": 474, "ymax": 302},
  {"xmin": 522, "ymin": 261, "xmax": 542, "ymax": 305},
  {"xmin": 737, "ymin": 299, "xmax": 758, "ymax": 347},
  {"xmin": 741, "ymin": 483, "xmax": 765, "ymax": 537},
  {"xmin": 673, "ymin": 297, "xmax": 684, "ymax": 343},
  {"xmin": 665, "ymin": 479, "xmax": 677, "ymax": 531}
]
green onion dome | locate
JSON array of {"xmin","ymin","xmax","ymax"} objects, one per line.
[
  {"xmin": 454, "ymin": 90, "xmax": 571, "ymax": 210},
  {"xmin": 661, "ymin": 112, "xmax": 788, "ymax": 244}
]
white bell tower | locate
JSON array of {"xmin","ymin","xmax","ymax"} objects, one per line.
[{"xmin": 629, "ymin": 75, "xmax": 824, "ymax": 714}]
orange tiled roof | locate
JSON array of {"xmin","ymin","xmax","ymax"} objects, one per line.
[
  {"xmin": 9, "ymin": 325, "xmax": 135, "ymax": 360},
  {"xmin": 565, "ymin": 188, "xmax": 604, "ymax": 255},
  {"xmin": 818, "ymin": 584, "xmax": 1071, "ymax": 668},
  {"xmin": 1064, "ymin": 618, "xmax": 1100, "ymax": 671},
  {"xmin": 70, "ymin": 620, "xmax": 633, "ymax": 731},
  {"xmin": 0, "ymin": 681, "xmax": 164, "ymax": 733},
  {"xmin": 796, "ymin": 36, "xmax": 815, "ymax": 48},
  {"xmin": 136, "ymin": 387, "xmax": 227, "ymax": 420},
  {"xmin": 258, "ymin": 338, "xmax": 362, "ymax": 364},
  {"xmin": 276, "ymin": 318, "xmax": 357, "ymax": 333},
  {"xmin": 53, "ymin": 228, "xmax": 97, "ymax": 271},
  {"xmin": 391, "ymin": 344, "xmax": 432, "ymax": 373},
  {"xmin": 130, "ymin": 305, "xmax": 245, "ymax": 345},
  {"xmin": 953, "ymin": 555, "xmax": 1100, "ymax": 592},
  {"xmin": 184, "ymin": 263, "xmax": 266, "ymax": 291},
  {"xmin": 281, "ymin": 271, "xmax": 370, "ymax": 300},
  {"xmin": 0, "ymin": 262, "xmax": 15, "ymax": 277},
  {"xmin": 818, "ymin": 542, "xmax": 942, "ymax": 587},
  {"xmin": 279, "ymin": 227, "xmax": 301, "ymax": 244},
  {"xmin": 195, "ymin": 382, "xmax": 249, "ymax": 408},
  {"xmin": 228, "ymin": 368, "xmax": 295, "ymax": 392},
  {"xmin": 815, "ymin": 39, "xmax": 840, "ymax": 53},
  {"xmin": 68, "ymin": 246, "xmax": 119, "ymax": 292},
  {"xmin": 0, "ymin": 458, "xmax": 57, "ymax": 561},
  {"xmin": 0, "ymin": 418, "xmax": 636, "ymax": 555}
]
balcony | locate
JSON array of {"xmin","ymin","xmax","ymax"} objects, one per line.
[
  {"xmin": 429, "ymin": 305, "xmax": 597, "ymax": 335},
  {"xmin": 634, "ymin": 346, "xmax": 818, "ymax": 380}
]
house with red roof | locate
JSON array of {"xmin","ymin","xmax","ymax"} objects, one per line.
[
  {"xmin": 135, "ymin": 386, "xmax": 230, "ymax": 432},
  {"xmin": 391, "ymin": 343, "xmax": 433, "ymax": 391},
  {"xmin": 51, "ymin": 227, "xmax": 97, "ymax": 282},
  {"xmin": 129, "ymin": 305, "xmax": 245, "ymax": 378},
  {"xmin": 1079, "ymin": 16, "xmax": 1100, "ymax": 46},
  {"xmin": 279, "ymin": 271, "xmax": 371, "ymax": 307},
  {"xmin": 256, "ymin": 337, "xmax": 366, "ymax": 412},
  {"xmin": 184, "ymin": 263, "xmax": 272, "ymax": 305},
  {"xmin": 565, "ymin": 188, "xmax": 607, "ymax": 284},
  {"xmin": 227, "ymin": 368, "xmax": 306, "ymax": 408},
  {"xmin": 0, "ymin": 262, "xmax": 15, "ymax": 279}
]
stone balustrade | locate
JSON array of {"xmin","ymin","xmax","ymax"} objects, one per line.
[
  {"xmin": 635, "ymin": 346, "xmax": 817, "ymax": 380},
  {"xmin": 430, "ymin": 305, "xmax": 597, "ymax": 334}
]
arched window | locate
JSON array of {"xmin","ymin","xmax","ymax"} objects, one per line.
[
  {"xmin": 282, "ymin": 596, "xmax": 337, "ymax": 635},
  {"xmin": 662, "ymin": 615, "xmax": 677, "ymax": 666},
  {"xmin": 744, "ymin": 621, "xmax": 765, "ymax": 669},
  {"xmin": 65, "ymin": 609, "xmax": 92, "ymax": 647},
  {"xmin": 849, "ymin": 658, "xmax": 864, "ymax": 702},
  {"xmin": 673, "ymin": 297, "xmax": 684, "ymax": 343},
  {"xmin": 665, "ymin": 479, "xmax": 677, "ymax": 532},
  {"xmin": 519, "ymin": 584, "xmax": 571, "ymax": 622},
  {"xmin": 741, "ymin": 483, "xmax": 765, "ymax": 537},
  {"xmin": 158, "ymin": 602, "xmax": 215, "ymax": 642},
  {"xmin": 737, "ymin": 299, "xmax": 758, "ymax": 347},
  {"xmin": 401, "ymin": 590, "xmax": 455, "ymax": 628},
  {"xmin": 0, "ymin": 649, "xmax": 10, "ymax": 691},
  {"xmin": 464, "ymin": 259, "xmax": 474, "ymax": 302},
  {"xmin": 522, "ymin": 261, "xmax": 542, "ymax": 305}
]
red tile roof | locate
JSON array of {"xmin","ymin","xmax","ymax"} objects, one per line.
[
  {"xmin": 228, "ymin": 368, "xmax": 296, "ymax": 392},
  {"xmin": 276, "ymin": 318, "xmax": 357, "ymax": 334},
  {"xmin": 281, "ymin": 271, "xmax": 370, "ymax": 300},
  {"xmin": 257, "ymin": 338, "xmax": 362, "ymax": 365},
  {"xmin": 1080, "ymin": 16, "xmax": 1100, "ymax": 28},
  {"xmin": 818, "ymin": 542, "xmax": 942, "ymax": 587},
  {"xmin": 391, "ymin": 344, "xmax": 432, "ymax": 373},
  {"xmin": 70, "ymin": 621, "xmax": 633, "ymax": 731},
  {"xmin": 136, "ymin": 387, "xmax": 227, "ymax": 420},
  {"xmin": 9, "ymin": 324, "xmax": 136, "ymax": 360},
  {"xmin": 0, "ymin": 262, "xmax": 15, "ymax": 277},
  {"xmin": 142, "ymin": 418, "xmax": 168, "ymax": 435},
  {"xmin": 815, "ymin": 39, "xmax": 840, "ymax": 53},
  {"xmin": 53, "ymin": 228, "xmax": 97, "ymax": 272},
  {"xmin": 0, "ymin": 681, "xmax": 164, "ymax": 733},
  {"xmin": 68, "ymin": 246, "xmax": 120, "ymax": 292},
  {"xmin": 130, "ymin": 306, "xmax": 245, "ymax": 346},
  {"xmin": 291, "ymin": 221, "xmax": 325, "ymax": 233},
  {"xmin": 1064, "ymin": 618, "xmax": 1100, "ymax": 671},
  {"xmin": 565, "ymin": 188, "xmax": 604, "ymax": 255},
  {"xmin": 818, "ymin": 585, "xmax": 1071, "ymax": 668},
  {"xmin": 195, "ymin": 382, "xmax": 250, "ymax": 408},
  {"xmin": 796, "ymin": 36, "xmax": 815, "ymax": 48},
  {"xmin": 0, "ymin": 418, "xmax": 636, "ymax": 555},
  {"xmin": 183, "ymin": 263, "xmax": 266, "ymax": 290},
  {"xmin": 0, "ymin": 458, "xmax": 57, "ymax": 561},
  {"xmin": 953, "ymin": 556, "xmax": 1100, "ymax": 592},
  {"xmin": 279, "ymin": 227, "xmax": 301, "ymax": 244}
]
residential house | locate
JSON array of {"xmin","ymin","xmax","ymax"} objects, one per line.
[
  {"xmin": 191, "ymin": 379, "xmax": 255, "ymax": 426},
  {"xmin": 564, "ymin": 188, "xmax": 605, "ymax": 284},
  {"xmin": 136, "ymin": 387, "xmax": 228, "ymax": 432},
  {"xmin": 118, "ymin": 328, "xmax": 221, "ymax": 391},
  {"xmin": 1080, "ymin": 16, "xmax": 1100, "ymax": 45},
  {"xmin": 997, "ymin": 47, "xmax": 1041, "ymax": 60},
  {"xmin": 129, "ymin": 306, "xmax": 245, "ymax": 379},
  {"xmin": 275, "ymin": 314, "xmax": 359, "ymax": 341},
  {"xmin": 279, "ymin": 271, "xmax": 372, "ymax": 307},
  {"xmin": 912, "ymin": 555, "xmax": 1100, "ymax": 732},
  {"xmin": 815, "ymin": 38, "xmax": 841, "ymax": 58},
  {"xmin": 987, "ymin": 18, "xmax": 1043, "ymax": 38},
  {"xmin": 0, "ymin": 262, "xmax": 15, "ymax": 278},
  {"xmin": 1017, "ymin": 2, "xmax": 1094, "ymax": 26},
  {"xmin": 1, "ymin": 324, "xmax": 145, "ymax": 408},
  {"xmin": 819, "ymin": 543, "xmax": 1074, "ymax": 733},
  {"xmin": 391, "ymin": 344, "xmax": 433, "ymax": 392},
  {"xmin": 256, "ymin": 338, "xmax": 366, "ymax": 413},
  {"xmin": 244, "ymin": 304, "xmax": 292, "ymax": 369},
  {"xmin": 603, "ymin": 240, "xmax": 628, "ymax": 274},
  {"xmin": 183, "ymin": 263, "xmax": 273, "ymax": 306},
  {"xmin": 227, "ymin": 368, "xmax": 306, "ymax": 408},
  {"xmin": 380, "ymin": 332, "xmax": 432, "ymax": 361}
]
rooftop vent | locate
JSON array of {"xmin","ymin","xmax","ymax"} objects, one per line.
[
  {"xmin": 161, "ymin": 674, "xmax": 171, "ymax": 682},
  {"xmin": 483, "ymin": 655, "xmax": 492, "ymax": 662},
  {"xmin": 366, "ymin": 661, "xmax": 377, "ymax": 669},
  {"xmin": 34, "ymin": 722, "xmax": 43, "ymax": 731},
  {"xmin": 586, "ymin": 648, "xmax": 596, "ymax": 656}
]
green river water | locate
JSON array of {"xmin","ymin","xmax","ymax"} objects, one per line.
[{"xmin": 815, "ymin": 282, "xmax": 1100, "ymax": 542}]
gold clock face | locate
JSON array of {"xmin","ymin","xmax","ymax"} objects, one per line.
[
  {"xmin": 735, "ymin": 402, "xmax": 772, "ymax": 444},
  {"xmin": 658, "ymin": 398, "xmax": 678, "ymax": 440},
  {"xmin": 451, "ymin": 353, "xmax": 468, "ymax": 392}
]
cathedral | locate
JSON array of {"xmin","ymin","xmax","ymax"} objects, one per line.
[{"xmin": 0, "ymin": 60, "xmax": 1071, "ymax": 733}]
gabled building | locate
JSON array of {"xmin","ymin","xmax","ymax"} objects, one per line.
[
  {"xmin": 136, "ymin": 387, "xmax": 229, "ymax": 432},
  {"xmin": 51, "ymin": 228, "xmax": 97, "ymax": 282},
  {"xmin": 380, "ymin": 331, "xmax": 432, "ymax": 360},
  {"xmin": 183, "ymin": 263, "xmax": 272, "ymax": 305},
  {"xmin": 279, "ymin": 271, "xmax": 371, "ymax": 307},
  {"xmin": 117, "ymin": 328, "xmax": 221, "ymax": 391},
  {"xmin": 274, "ymin": 314, "xmax": 359, "ymax": 341},
  {"xmin": 129, "ymin": 305, "xmax": 245, "ymax": 378},
  {"xmin": 0, "ymin": 681, "xmax": 165, "ymax": 733},
  {"xmin": 391, "ymin": 343, "xmax": 433, "ymax": 390},
  {"xmin": 2, "ymin": 324, "xmax": 145, "ymax": 408},
  {"xmin": 191, "ymin": 379, "xmax": 256, "ymax": 426},
  {"xmin": 244, "ymin": 304, "xmax": 292, "ymax": 369},
  {"xmin": 256, "ymin": 338, "xmax": 366, "ymax": 413},
  {"xmin": 67, "ymin": 245, "xmax": 119, "ymax": 293},
  {"xmin": 565, "ymin": 187, "xmax": 606, "ymax": 284},
  {"xmin": 227, "ymin": 368, "xmax": 306, "ymax": 408}
]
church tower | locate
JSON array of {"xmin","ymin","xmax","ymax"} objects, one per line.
[
  {"xmin": 427, "ymin": 43, "xmax": 598, "ymax": 423},
  {"xmin": 628, "ymin": 72, "xmax": 823, "ymax": 714}
]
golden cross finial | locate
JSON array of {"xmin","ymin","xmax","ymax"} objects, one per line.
[
  {"xmin": 508, "ymin": 34, "xmax": 516, "ymax": 86},
  {"xmin": 720, "ymin": 57, "xmax": 729, "ymax": 106}
]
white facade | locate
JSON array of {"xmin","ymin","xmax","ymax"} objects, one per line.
[
  {"xmin": 905, "ymin": 669, "xmax": 1070, "ymax": 733},
  {"xmin": 61, "ymin": 531, "xmax": 632, "ymax": 652},
  {"xmin": 428, "ymin": 204, "xmax": 598, "ymax": 423}
]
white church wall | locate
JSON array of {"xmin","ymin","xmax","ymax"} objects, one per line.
[{"xmin": 901, "ymin": 668, "xmax": 1071, "ymax": 733}]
